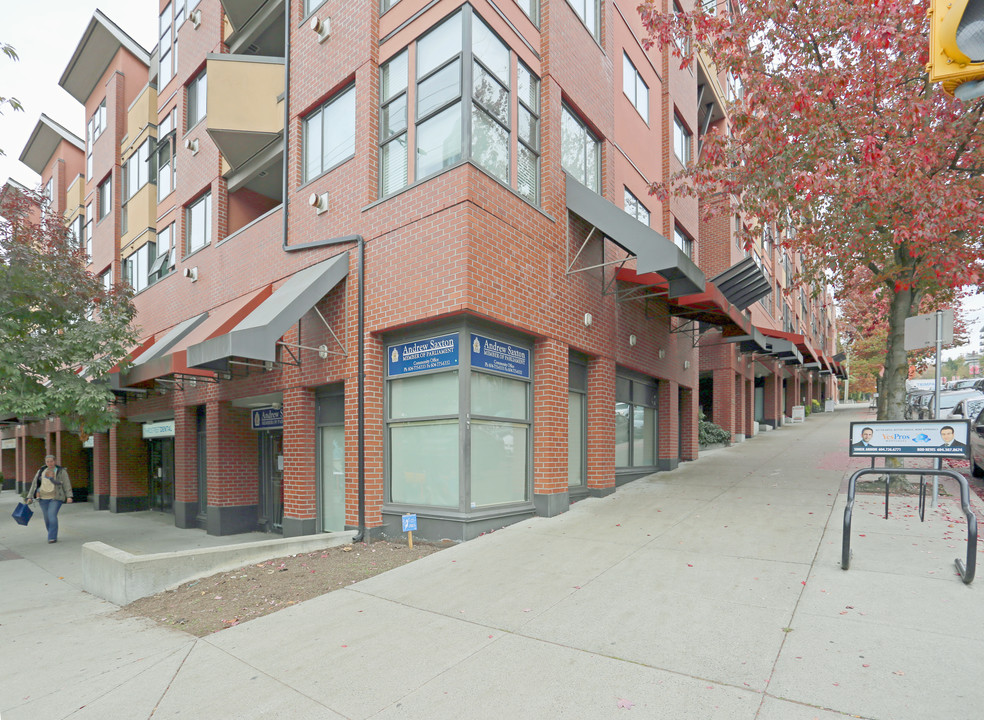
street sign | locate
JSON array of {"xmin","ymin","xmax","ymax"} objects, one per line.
[
  {"xmin": 904, "ymin": 310, "xmax": 953, "ymax": 351},
  {"xmin": 401, "ymin": 513, "xmax": 417, "ymax": 532}
]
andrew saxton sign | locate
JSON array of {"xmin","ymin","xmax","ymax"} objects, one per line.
[{"xmin": 849, "ymin": 420, "xmax": 970, "ymax": 459}]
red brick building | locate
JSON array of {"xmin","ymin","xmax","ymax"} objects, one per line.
[{"xmin": 1, "ymin": 1, "xmax": 841, "ymax": 539}]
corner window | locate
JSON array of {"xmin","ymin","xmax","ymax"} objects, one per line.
[
  {"xmin": 187, "ymin": 70, "xmax": 207, "ymax": 129},
  {"xmin": 624, "ymin": 188, "xmax": 650, "ymax": 226},
  {"xmin": 673, "ymin": 225, "xmax": 693, "ymax": 258},
  {"xmin": 97, "ymin": 177, "xmax": 112, "ymax": 220},
  {"xmin": 567, "ymin": 0, "xmax": 599, "ymax": 40},
  {"xmin": 378, "ymin": 7, "xmax": 540, "ymax": 203},
  {"xmin": 303, "ymin": 85, "xmax": 356, "ymax": 183},
  {"xmin": 124, "ymin": 240, "xmax": 156, "ymax": 293},
  {"xmin": 149, "ymin": 223, "xmax": 177, "ymax": 281},
  {"xmin": 561, "ymin": 105, "xmax": 600, "ymax": 193},
  {"xmin": 673, "ymin": 114, "xmax": 691, "ymax": 165},
  {"xmin": 185, "ymin": 191, "xmax": 211, "ymax": 254},
  {"xmin": 622, "ymin": 53, "xmax": 649, "ymax": 123}
]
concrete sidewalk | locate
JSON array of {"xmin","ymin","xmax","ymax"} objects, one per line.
[{"xmin": 2, "ymin": 405, "xmax": 982, "ymax": 719}]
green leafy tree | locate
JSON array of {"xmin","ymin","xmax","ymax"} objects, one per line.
[
  {"xmin": 640, "ymin": 0, "xmax": 984, "ymax": 421},
  {"xmin": 0, "ymin": 188, "xmax": 137, "ymax": 436}
]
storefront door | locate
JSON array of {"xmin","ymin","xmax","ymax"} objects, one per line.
[
  {"xmin": 258, "ymin": 430, "xmax": 284, "ymax": 532},
  {"xmin": 196, "ymin": 406, "xmax": 207, "ymax": 521},
  {"xmin": 317, "ymin": 390, "xmax": 345, "ymax": 532},
  {"xmin": 148, "ymin": 438, "xmax": 175, "ymax": 512}
]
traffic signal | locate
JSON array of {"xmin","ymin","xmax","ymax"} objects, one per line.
[{"xmin": 927, "ymin": 0, "xmax": 984, "ymax": 99}]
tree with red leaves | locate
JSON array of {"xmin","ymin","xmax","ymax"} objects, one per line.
[
  {"xmin": 639, "ymin": 0, "xmax": 984, "ymax": 420},
  {"xmin": 0, "ymin": 189, "xmax": 137, "ymax": 435}
]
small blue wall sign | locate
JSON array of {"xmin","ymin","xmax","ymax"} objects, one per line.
[
  {"xmin": 388, "ymin": 333, "xmax": 459, "ymax": 377},
  {"xmin": 402, "ymin": 513, "xmax": 418, "ymax": 532},
  {"xmin": 251, "ymin": 407, "xmax": 284, "ymax": 430}
]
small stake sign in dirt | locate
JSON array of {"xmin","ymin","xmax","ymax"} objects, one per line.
[{"xmin": 402, "ymin": 513, "xmax": 417, "ymax": 549}]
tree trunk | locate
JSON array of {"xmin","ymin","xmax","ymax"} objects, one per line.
[{"xmin": 879, "ymin": 285, "xmax": 918, "ymax": 421}]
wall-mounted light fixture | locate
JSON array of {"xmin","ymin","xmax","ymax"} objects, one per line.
[
  {"xmin": 683, "ymin": 360, "xmax": 691, "ymax": 370},
  {"xmin": 629, "ymin": 334, "xmax": 637, "ymax": 347},
  {"xmin": 658, "ymin": 349, "xmax": 666, "ymax": 359},
  {"xmin": 583, "ymin": 313, "xmax": 593, "ymax": 327}
]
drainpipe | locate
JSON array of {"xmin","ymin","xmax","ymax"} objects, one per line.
[{"xmin": 280, "ymin": 1, "xmax": 366, "ymax": 543}]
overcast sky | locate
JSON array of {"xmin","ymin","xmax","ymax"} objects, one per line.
[{"xmin": 0, "ymin": 1, "xmax": 156, "ymax": 189}]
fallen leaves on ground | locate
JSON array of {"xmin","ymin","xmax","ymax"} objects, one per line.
[{"xmin": 117, "ymin": 540, "xmax": 449, "ymax": 637}]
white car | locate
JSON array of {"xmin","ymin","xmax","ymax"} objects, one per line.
[{"xmin": 947, "ymin": 396, "xmax": 984, "ymax": 421}]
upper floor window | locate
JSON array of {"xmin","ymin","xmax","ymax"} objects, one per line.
[
  {"xmin": 125, "ymin": 138, "xmax": 156, "ymax": 202},
  {"xmin": 702, "ymin": 0, "xmax": 717, "ymax": 15},
  {"xmin": 624, "ymin": 188, "xmax": 650, "ymax": 226},
  {"xmin": 673, "ymin": 114, "xmax": 691, "ymax": 165},
  {"xmin": 622, "ymin": 53, "xmax": 649, "ymax": 123},
  {"xmin": 124, "ymin": 240, "xmax": 156, "ymax": 294},
  {"xmin": 561, "ymin": 105, "xmax": 600, "ymax": 193},
  {"xmin": 42, "ymin": 178, "xmax": 54, "ymax": 216},
  {"xmin": 71, "ymin": 214, "xmax": 85, "ymax": 253},
  {"xmin": 187, "ymin": 70, "xmax": 207, "ymax": 129},
  {"xmin": 515, "ymin": 0, "xmax": 538, "ymax": 23},
  {"xmin": 380, "ymin": 0, "xmax": 401, "ymax": 12},
  {"xmin": 303, "ymin": 85, "xmax": 356, "ymax": 183},
  {"xmin": 160, "ymin": 3, "xmax": 174, "ymax": 88},
  {"xmin": 88, "ymin": 100, "xmax": 107, "ymax": 145},
  {"xmin": 100, "ymin": 268, "xmax": 113, "ymax": 291},
  {"xmin": 97, "ymin": 177, "xmax": 112, "ymax": 220},
  {"xmin": 727, "ymin": 72, "xmax": 744, "ymax": 103},
  {"xmin": 158, "ymin": 108, "xmax": 177, "ymax": 201},
  {"xmin": 149, "ymin": 223, "xmax": 177, "ymax": 282},
  {"xmin": 378, "ymin": 7, "xmax": 541, "ymax": 203},
  {"xmin": 673, "ymin": 225, "xmax": 693, "ymax": 258},
  {"xmin": 186, "ymin": 191, "xmax": 211, "ymax": 254},
  {"xmin": 567, "ymin": 0, "xmax": 599, "ymax": 40},
  {"xmin": 84, "ymin": 203, "xmax": 93, "ymax": 260}
]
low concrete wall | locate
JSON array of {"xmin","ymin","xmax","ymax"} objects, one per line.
[{"xmin": 83, "ymin": 531, "xmax": 357, "ymax": 606}]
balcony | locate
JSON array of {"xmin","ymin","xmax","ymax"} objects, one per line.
[
  {"xmin": 205, "ymin": 53, "xmax": 284, "ymax": 170},
  {"xmin": 221, "ymin": 0, "xmax": 285, "ymax": 56}
]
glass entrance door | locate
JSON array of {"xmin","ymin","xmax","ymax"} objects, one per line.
[
  {"xmin": 319, "ymin": 425, "xmax": 345, "ymax": 531},
  {"xmin": 196, "ymin": 406, "xmax": 207, "ymax": 521},
  {"xmin": 148, "ymin": 438, "xmax": 175, "ymax": 512},
  {"xmin": 258, "ymin": 431, "xmax": 284, "ymax": 532}
]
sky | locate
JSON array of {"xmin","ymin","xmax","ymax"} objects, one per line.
[{"xmin": 0, "ymin": 1, "xmax": 157, "ymax": 189}]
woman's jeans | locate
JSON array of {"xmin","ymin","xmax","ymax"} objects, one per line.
[{"xmin": 37, "ymin": 499, "xmax": 63, "ymax": 541}]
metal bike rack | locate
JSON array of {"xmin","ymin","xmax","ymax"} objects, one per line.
[{"xmin": 842, "ymin": 467, "xmax": 977, "ymax": 584}]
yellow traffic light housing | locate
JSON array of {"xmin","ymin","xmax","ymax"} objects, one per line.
[{"xmin": 928, "ymin": 0, "xmax": 984, "ymax": 98}]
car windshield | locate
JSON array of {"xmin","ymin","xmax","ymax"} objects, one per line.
[
  {"xmin": 940, "ymin": 391, "xmax": 983, "ymax": 411},
  {"xmin": 966, "ymin": 399, "xmax": 984, "ymax": 418}
]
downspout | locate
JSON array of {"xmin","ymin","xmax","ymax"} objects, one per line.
[{"xmin": 282, "ymin": 0, "xmax": 367, "ymax": 543}]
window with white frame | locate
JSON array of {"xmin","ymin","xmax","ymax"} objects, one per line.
[
  {"xmin": 100, "ymin": 268, "xmax": 113, "ymax": 291},
  {"xmin": 160, "ymin": 3, "xmax": 173, "ymax": 88},
  {"xmin": 702, "ymin": 0, "xmax": 717, "ymax": 14},
  {"xmin": 84, "ymin": 203, "xmax": 93, "ymax": 259},
  {"xmin": 673, "ymin": 114, "xmax": 691, "ymax": 164},
  {"xmin": 124, "ymin": 240, "xmax": 156, "ymax": 293},
  {"xmin": 378, "ymin": 7, "xmax": 541, "ymax": 202},
  {"xmin": 515, "ymin": 0, "xmax": 538, "ymax": 23},
  {"xmin": 86, "ymin": 99, "xmax": 106, "ymax": 179},
  {"xmin": 125, "ymin": 138, "xmax": 156, "ymax": 202},
  {"xmin": 158, "ymin": 109, "xmax": 177, "ymax": 201},
  {"xmin": 727, "ymin": 71, "xmax": 743, "ymax": 102},
  {"xmin": 71, "ymin": 214, "xmax": 85, "ymax": 252},
  {"xmin": 149, "ymin": 223, "xmax": 176, "ymax": 281},
  {"xmin": 185, "ymin": 191, "xmax": 211, "ymax": 254},
  {"xmin": 622, "ymin": 53, "xmax": 649, "ymax": 123},
  {"xmin": 97, "ymin": 177, "xmax": 112, "ymax": 220},
  {"xmin": 624, "ymin": 188, "xmax": 650, "ymax": 226},
  {"xmin": 562, "ymin": 105, "xmax": 600, "ymax": 192},
  {"xmin": 303, "ymin": 85, "xmax": 356, "ymax": 183},
  {"xmin": 380, "ymin": 0, "xmax": 401, "ymax": 12},
  {"xmin": 567, "ymin": 0, "xmax": 599, "ymax": 40},
  {"xmin": 187, "ymin": 70, "xmax": 207, "ymax": 129},
  {"xmin": 673, "ymin": 225, "xmax": 693, "ymax": 258}
]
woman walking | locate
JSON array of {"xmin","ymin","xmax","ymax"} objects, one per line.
[{"xmin": 26, "ymin": 455, "xmax": 73, "ymax": 543}]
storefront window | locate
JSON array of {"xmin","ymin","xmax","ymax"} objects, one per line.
[
  {"xmin": 391, "ymin": 419, "xmax": 460, "ymax": 506},
  {"xmin": 615, "ymin": 373, "xmax": 658, "ymax": 469},
  {"xmin": 615, "ymin": 401, "xmax": 631, "ymax": 466}
]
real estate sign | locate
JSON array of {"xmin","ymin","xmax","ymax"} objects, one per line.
[{"xmin": 849, "ymin": 420, "xmax": 970, "ymax": 459}]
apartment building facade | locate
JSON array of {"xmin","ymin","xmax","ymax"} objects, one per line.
[{"xmin": 1, "ymin": 0, "xmax": 841, "ymax": 539}]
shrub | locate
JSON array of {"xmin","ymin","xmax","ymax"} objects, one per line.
[{"xmin": 698, "ymin": 408, "xmax": 731, "ymax": 445}]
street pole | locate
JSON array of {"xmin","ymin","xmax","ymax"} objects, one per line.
[{"xmin": 933, "ymin": 310, "xmax": 943, "ymax": 507}]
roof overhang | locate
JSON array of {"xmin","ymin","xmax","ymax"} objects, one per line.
[
  {"xmin": 566, "ymin": 174, "xmax": 704, "ymax": 298},
  {"xmin": 59, "ymin": 10, "xmax": 150, "ymax": 104},
  {"xmin": 188, "ymin": 253, "xmax": 349, "ymax": 372},
  {"xmin": 18, "ymin": 114, "xmax": 85, "ymax": 175}
]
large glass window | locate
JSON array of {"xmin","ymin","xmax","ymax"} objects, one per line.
[
  {"xmin": 673, "ymin": 114, "xmax": 691, "ymax": 165},
  {"xmin": 124, "ymin": 240, "xmax": 156, "ymax": 293},
  {"xmin": 568, "ymin": 359, "xmax": 587, "ymax": 488},
  {"xmin": 160, "ymin": 3, "xmax": 173, "ymax": 87},
  {"xmin": 561, "ymin": 105, "xmax": 600, "ymax": 192},
  {"xmin": 622, "ymin": 53, "xmax": 649, "ymax": 122},
  {"xmin": 615, "ymin": 375, "xmax": 658, "ymax": 469},
  {"xmin": 624, "ymin": 188, "xmax": 650, "ymax": 226},
  {"xmin": 125, "ymin": 138, "xmax": 156, "ymax": 202},
  {"xmin": 187, "ymin": 70, "xmax": 207, "ymax": 129},
  {"xmin": 379, "ymin": 7, "xmax": 540, "ymax": 201},
  {"xmin": 304, "ymin": 86, "xmax": 356, "ymax": 182},
  {"xmin": 185, "ymin": 191, "xmax": 211, "ymax": 254},
  {"xmin": 567, "ymin": 0, "xmax": 599, "ymax": 39},
  {"xmin": 469, "ymin": 371, "xmax": 529, "ymax": 507}
]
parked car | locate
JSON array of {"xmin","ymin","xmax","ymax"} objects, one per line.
[
  {"xmin": 946, "ymin": 396, "xmax": 984, "ymax": 421},
  {"xmin": 922, "ymin": 389, "xmax": 984, "ymax": 420},
  {"xmin": 946, "ymin": 379, "xmax": 979, "ymax": 391},
  {"xmin": 969, "ymin": 406, "xmax": 984, "ymax": 477},
  {"xmin": 905, "ymin": 391, "xmax": 933, "ymax": 420}
]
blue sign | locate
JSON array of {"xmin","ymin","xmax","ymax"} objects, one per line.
[
  {"xmin": 470, "ymin": 334, "xmax": 530, "ymax": 379},
  {"xmin": 251, "ymin": 407, "xmax": 283, "ymax": 430},
  {"xmin": 388, "ymin": 333, "xmax": 459, "ymax": 377},
  {"xmin": 402, "ymin": 513, "xmax": 418, "ymax": 532}
]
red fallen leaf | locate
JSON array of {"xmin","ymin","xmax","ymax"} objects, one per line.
[
  {"xmin": 863, "ymin": 664, "xmax": 870, "ymax": 667},
  {"xmin": 859, "ymin": 534, "xmax": 865, "ymax": 537},
  {"xmin": 616, "ymin": 698, "xmax": 635, "ymax": 709},
  {"xmin": 801, "ymin": 581, "xmax": 807, "ymax": 585},
  {"xmin": 341, "ymin": 644, "xmax": 348, "ymax": 648},
  {"xmin": 687, "ymin": 564, "xmax": 694, "ymax": 567}
]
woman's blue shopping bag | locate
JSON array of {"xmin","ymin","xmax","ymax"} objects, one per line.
[{"xmin": 12, "ymin": 502, "xmax": 33, "ymax": 526}]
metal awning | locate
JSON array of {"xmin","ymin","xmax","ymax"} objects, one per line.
[
  {"xmin": 188, "ymin": 252, "xmax": 349, "ymax": 372},
  {"xmin": 710, "ymin": 256, "xmax": 772, "ymax": 311},
  {"xmin": 566, "ymin": 174, "xmax": 704, "ymax": 298}
]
